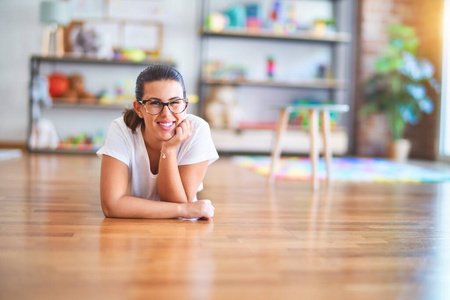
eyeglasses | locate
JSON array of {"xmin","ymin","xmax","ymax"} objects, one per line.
[{"xmin": 137, "ymin": 98, "xmax": 188, "ymax": 115}]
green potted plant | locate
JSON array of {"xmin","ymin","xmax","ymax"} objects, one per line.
[{"xmin": 360, "ymin": 24, "xmax": 440, "ymax": 161}]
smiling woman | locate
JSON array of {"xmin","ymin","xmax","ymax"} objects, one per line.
[{"xmin": 96, "ymin": 65, "xmax": 219, "ymax": 219}]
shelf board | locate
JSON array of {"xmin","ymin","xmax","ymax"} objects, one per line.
[
  {"xmin": 49, "ymin": 102, "xmax": 131, "ymax": 110},
  {"xmin": 31, "ymin": 54, "xmax": 175, "ymax": 67},
  {"xmin": 202, "ymin": 78, "xmax": 347, "ymax": 90},
  {"xmin": 200, "ymin": 28, "xmax": 352, "ymax": 43},
  {"xmin": 29, "ymin": 148, "xmax": 98, "ymax": 154}
]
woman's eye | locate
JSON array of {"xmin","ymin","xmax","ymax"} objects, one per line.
[{"xmin": 149, "ymin": 101, "xmax": 162, "ymax": 106}]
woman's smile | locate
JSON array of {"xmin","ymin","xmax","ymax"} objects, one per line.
[{"xmin": 157, "ymin": 120, "xmax": 176, "ymax": 131}]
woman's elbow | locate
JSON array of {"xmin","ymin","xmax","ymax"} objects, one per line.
[{"xmin": 101, "ymin": 196, "xmax": 119, "ymax": 218}]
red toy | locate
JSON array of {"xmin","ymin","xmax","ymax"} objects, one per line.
[{"xmin": 48, "ymin": 73, "xmax": 69, "ymax": 97}]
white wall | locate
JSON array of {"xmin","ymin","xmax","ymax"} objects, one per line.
[
  {"xmin": 0, "ymin": 0, "xmax": 201, "ymax": 143},
  {"xmin": 0, "ymin": 0, "xmax": 41, "ymax": 142}
]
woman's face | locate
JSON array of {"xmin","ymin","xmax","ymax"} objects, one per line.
[{"xmin": 137, "ymin": 80, "xmax": 186, "ymax": 142}]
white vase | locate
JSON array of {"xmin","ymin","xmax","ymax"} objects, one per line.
[{"xmin": 388, "ymin": 139, "xmax": 411, "ymax": 162}]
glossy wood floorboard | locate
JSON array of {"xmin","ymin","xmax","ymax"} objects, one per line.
[{"xmin": 1, "ymin": 154, "xmax": 450, "ymax": 300}]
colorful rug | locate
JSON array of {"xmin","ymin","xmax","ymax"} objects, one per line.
[{"xmin": 233, "ymin": 156, "xmax": 450, "ymax": 183}]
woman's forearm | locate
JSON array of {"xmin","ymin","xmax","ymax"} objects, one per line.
[
  {"xmin": 103, "ymin": 195, "xmax": 185, "ymax": 218},
  {"xmin": 157, "ymin": 150, "xmax": 189, "ymax": 203}
]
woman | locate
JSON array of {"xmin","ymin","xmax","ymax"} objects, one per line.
[{"xmin": 97, "ymin": 65, "xmax": 219, "ymax": 219}]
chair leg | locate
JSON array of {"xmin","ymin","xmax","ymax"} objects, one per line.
[
  {"xmin": 309, "ymin": 109, "xmax": 319, "ymax": 190},
  {"xmin": 321, "ymin": 110, "xmax": 332, "ymax": 183},
  {"xmin": 269, "ymin": 108, "xmax": 289, "ymax": 182}
]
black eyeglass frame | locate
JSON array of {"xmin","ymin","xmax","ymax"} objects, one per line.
[{"xmin": 137, "ymin": 98, "xmax": 189, "ymax": 115}]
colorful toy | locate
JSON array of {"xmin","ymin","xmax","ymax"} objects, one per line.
[
  {"xmin": 48, "ymin": 73, "xmax": 69, "ymax": 97},
  {"xmin": 203, "ymin": 60, "xmax": 247, "ymax": 80},
  {"xmin": 120, "ymin": 48, "xmax": 146, "ymax": 62},
  {"xmin": 267, "ymin": 56, "xmax": 275, "ymax": 79},
  {"xmin": 224, "ymin": 5, "xmax": 246, "ymax": 28},
  {"xmin": 205, "ymin": 12, "xmax": 229, "ymax": 32},
  {"xmin": 289, "ymin": 99, "xmax": 340, "ymax": 129},
  {"xmin": 246, "ymin": 3, "xmax": 263, "ymax": 29},
  {"xmin": 58, "ymin": 130, "xmax": 105, "ymax": 151}
]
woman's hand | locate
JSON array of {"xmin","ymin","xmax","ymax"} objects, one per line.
[
  {"xmin": 162, "ymin": 119, "xmax": 193, "ymax": 151},
  {"xmin": 182, "ymin": 200, "xmax": 215, "ymax": 219}
]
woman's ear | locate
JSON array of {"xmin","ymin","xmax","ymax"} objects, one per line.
[{"xmin": 133, "ymin": 101, "xmax": 144, "ymax": 118}]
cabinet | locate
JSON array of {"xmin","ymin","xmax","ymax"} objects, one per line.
[
  {"xmin": 28, "ymin": 54, "xmax": 175, "ymax": 153},
  {"xmin": 198, "ymin": 0, "xmax": 357, "ymax": 155}
]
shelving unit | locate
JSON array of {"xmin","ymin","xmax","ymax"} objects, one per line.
[
  {"xmin": 28, "ymin": 54, "xmax": 174, "ymax": 154},
  {"xmin": 198, "ymin": 0, "xmax": 357, "ymax": 155}
]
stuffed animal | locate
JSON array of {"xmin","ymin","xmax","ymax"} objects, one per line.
[
  {"xmin": 204, "ymin": 85, "xmax": 241, "ymax": 129},
  {"xmin": 56, "ymin": 74, "xmax": 96, "ymax": 104},
  {"xmin": 29, "ymin": 118, "xmax": 60, "ymax": 150}
]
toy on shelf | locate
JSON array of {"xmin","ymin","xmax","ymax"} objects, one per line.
[
  {"xmin": 205, "ymin": 12, "xmax": 229, "ymax": 32},
  {"xmin": 267, "ymin": 56, "xmax": 275, "ymax": 80},
  {"xmin": 224, "ymin": 5, "xmax": 246, "ymax": 29},
  {"xmin": 316, "ymin": 64, "xmax": 333, "ymax": 79},
  {"xmin": 289, "ymin": 99, "xmax": 341, "ymax": 130},
  {"xmin": 204, "ymin": 85, "xmax": 242, "ymax": 129},
  {"xmin": 113, "ymin": 48, "xmax": 147, "ymax": 62},
  {"xmin": 245, "ymin": 3, "xmax": 263, "ymax": 30},
  {"xmin": 313, "ymin": 19, "xmax": 336, "ymax": 37},
  {"xmin": 98, "ymin": 78, "xmax": 134, "ymax": 105},
  {"xmin": 29, "ymin": 118, "xmax": 60, "ymax": 150},
  {"xmin": 48, "ymin": 73, "xmax": 69, "ymax": 98},
  {"xmin": 284, "ymin": 2, "xmax": 299, "ymax": 34},
  {"xmin": 205, "ymin": 1, "xmax": 341, "ymax": 38},
  {"xmin": 57, "ymin": 130, "xmax": 105, "ymax": 151},
  {"xmin": 203, "ymin": 60, "xmax": 247, "ymax": 81},
  {"xmin": 50, "ymin": 73, "xmax": 96, "ymax": 104}
]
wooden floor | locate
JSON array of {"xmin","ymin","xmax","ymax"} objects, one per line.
[{"xmin": 1, "ymin": 153, "xmax": 450, "ymax": 300}]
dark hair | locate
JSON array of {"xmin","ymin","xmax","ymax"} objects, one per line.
[{"xmin": 123, "ymin": 64, "xmax": 186, "ymax": 132}]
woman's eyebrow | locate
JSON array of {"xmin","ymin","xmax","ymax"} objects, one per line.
[{"xmin": 145, "ymin": 96, "xmax": 182, "ymax": 101}]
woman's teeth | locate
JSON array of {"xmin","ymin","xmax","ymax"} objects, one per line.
[{"xmin": 159, "ymin": 122, "xmax": 174, "ymax": 128}]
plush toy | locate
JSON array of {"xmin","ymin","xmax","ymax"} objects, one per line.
[
  {"xmin": 204, "ymin": 85, "xmax": 241, "ymax": 129},
  {"xmin": 29, "ymin": 118, "xmax": 59, "ymax": 150},
  {"xmin": 56, "ymin": 74, "xmax": 96, "ymax": 104},
  {"xmin": 72, "ymin": 26, "xmax": 101, "ymax": 54}
]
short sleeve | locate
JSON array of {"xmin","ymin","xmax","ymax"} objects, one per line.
[
  {"xmin": 178, "ymin": 116, "xmax": 219, "ymax": 166},
  {"xmin": 96, "ymin": 120, "xmax": 132, "ymax": 167}
]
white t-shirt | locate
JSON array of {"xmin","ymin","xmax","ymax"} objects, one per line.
[{"xmin": 97, "ymin": 114, "xmax": 219, "ymax": 201}]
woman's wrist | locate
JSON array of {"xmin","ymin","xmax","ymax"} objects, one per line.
[
  {"xmin": 177, "ymin": 203, "xmax": 187, "ymax": 218},
  {"xmin": 160, "ymin": 148, "xmax": 176, "ymax": 159}
]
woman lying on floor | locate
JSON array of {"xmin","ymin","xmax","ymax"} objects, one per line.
[{"xmin": 97, "ymin": 65, "xmax": 218, "ymax": 219}]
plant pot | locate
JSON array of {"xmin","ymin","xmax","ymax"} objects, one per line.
[{"xmin": 388, "ymin": 139, "xmax": 411, "ymax": 162}]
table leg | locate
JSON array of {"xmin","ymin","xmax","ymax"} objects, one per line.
[
  {"xmin": 269, "ymin": 108, "xmax": 290, "ymax": 181},
  {"xmin": 309, "ymin": 109, "xmax": 319, "ymax": 190},
  {"xmin": 321, "ymin": 110, "xmax": 332, "ymax": 183}
]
